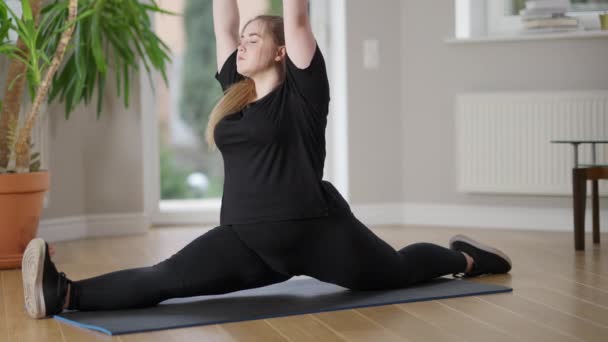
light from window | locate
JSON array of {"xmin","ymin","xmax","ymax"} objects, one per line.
[{"xmin": 506, "ymin": 0, "xmax": 608, "ymax": 16}]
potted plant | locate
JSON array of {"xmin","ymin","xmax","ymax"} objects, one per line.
[{"xmin": 0, "ymin": 0, "xmax": 173, "ymax": 269}]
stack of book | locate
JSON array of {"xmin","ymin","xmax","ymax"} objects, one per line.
[{"xmin": 519, "ymin": 0, "xmax": 582, "ymax": 32}]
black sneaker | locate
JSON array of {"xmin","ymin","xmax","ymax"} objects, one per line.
[
  {"xmin": 449, "ymin": 234, "xmax": 512, "ymax": 278},
  {"xmin": 21, "ymin": 238, "xmax": 71, "ymax": 319}
]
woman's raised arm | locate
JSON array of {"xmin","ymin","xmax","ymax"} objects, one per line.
[
  {"xmin": 283, "ymin": 0, "xmax": 316, "ymax": 69},
  {"xmin": 213, "ymin": 0, "xmax": 240, "ymax": 73}
]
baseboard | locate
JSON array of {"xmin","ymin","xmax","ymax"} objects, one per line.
[
  {"xmin": 38, "ymin": 213, "xmax": 149, "ymax": 243},
  {"xmin": 37, "ymin": 203, "xmax": 606, "ymax": 243},
  {"xmin": 351, "ymin": 202, "xmax": 608, "ymax": 232}
]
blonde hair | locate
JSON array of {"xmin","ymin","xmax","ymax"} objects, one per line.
[{"xmin": 205, "ymin": 15, "xmax": 285, "ymax": 151}]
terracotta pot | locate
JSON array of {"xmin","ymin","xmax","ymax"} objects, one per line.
[{"xmin": 0, "ymin": 171, "xmax": 49, "ymax": 269}]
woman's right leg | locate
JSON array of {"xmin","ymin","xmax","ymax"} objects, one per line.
[
  {"xmin": 302, "ymin": 213, "xmax": 468, "ymax": 290},
  {"xmin": 68, "ymin": 225, "xmax": 292, "ymax": 311}
]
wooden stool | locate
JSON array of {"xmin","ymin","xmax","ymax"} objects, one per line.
[
  {"xmin": 573, "ymin": 165, "xmax": 608, "ymax": 250},
  {"xmin": 552, "ymin": 140, "xmax": 608, "ymax": 251}
]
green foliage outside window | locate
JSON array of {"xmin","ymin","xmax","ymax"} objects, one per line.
[{"xmin": 163, "ymin": 0, "xmax": 284, "ymax": 200}]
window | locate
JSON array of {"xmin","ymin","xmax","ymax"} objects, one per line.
[
  {"xmin": 505, "ymin": 0, "xmax": 608, "ymax": 15},
  {"xmin": 142, "ymin": 0, "xmax": 337, "ymax": 225},
  {"xmin": 154, "ymin": 0, "xmax": 284, "ymax": 205},
  {"xmin": 488, "ymin": 0, "xmax": 608, "ymax": 35}
]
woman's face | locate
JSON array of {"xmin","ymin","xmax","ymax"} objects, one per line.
[{"xmin": 237, "ymin": 20, "xmax": 281, "ymax": 77}]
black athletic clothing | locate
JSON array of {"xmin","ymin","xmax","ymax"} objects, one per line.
[
  {"xmin": 214, "ymin": 42, "xmax": 331, "ymax": 225},
  {"xmin": 67, "ymin": 184, "xmax": 467, "ymax": 311},
  {"xmin": 64, "ymin": 43, "xmax": 468, "ymax": 312}
]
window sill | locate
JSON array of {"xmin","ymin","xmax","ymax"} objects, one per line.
[
  {"xmin": 444, "ymin": 29, "xmax": 608, "ymax": 44},
  {"xmin": 152, "ymin": 199, "xmax": 221, "ymax": 226},
  {"xmin": 160, "ymin": 198, "xmax": 222, "ymax": 212}
]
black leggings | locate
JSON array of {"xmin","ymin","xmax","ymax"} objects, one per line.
[{"xmin": 67, "ymin": 182, "xmax": 466, "ymax": 311}]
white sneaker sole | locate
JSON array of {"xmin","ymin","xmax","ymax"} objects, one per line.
[
  {"xmin": 21, "ymin": 238, "xmax": 47, "ymax": 319},
  {"xmin": 449, "ymin": 234, "xmax": 512, "ymax": 268}
]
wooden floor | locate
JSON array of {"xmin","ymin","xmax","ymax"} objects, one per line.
[{"xmin": 1, "ymin": 224, "xmax": 607, "ymax": 341}]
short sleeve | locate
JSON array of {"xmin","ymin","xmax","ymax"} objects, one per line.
[
  {"xmin": 285, "ymin": 42, "xmax": 330, "ymax": 115},
  {"xmin": 215, "ymin": 49, "xmax": 245, "ymax": 92}
]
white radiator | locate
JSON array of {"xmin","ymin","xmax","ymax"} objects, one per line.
[{"xmin": 455, "ymin": 91, "xmax": 608, "ymax": 196}]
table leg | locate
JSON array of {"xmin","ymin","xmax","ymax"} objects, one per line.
[
  {"xmin": 572, "ymin": 143, "xmax": 580, "ymax": 167},
  {"xmin": 573, "ymin": 168, "xmax": 586, "ymax": 251},
  {"xmin": 592, "ymin": 179, "xmax": 600, "ymax": 244}
]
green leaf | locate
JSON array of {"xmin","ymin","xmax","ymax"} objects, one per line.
[
  {"xmin": 123, "ymin": 60, "xmax": 129, "ymax": 107},
  {"xmin": 0, "ymin": 4, "xmax": 11, "ymax": 42},
  {"xmin": 20, "ymin": 0, "xmax": 33, "ymax": 21},
  {"xmin": 41, "ymin": 0, "xmax": 173, "ymax": 120},
  {"xmin": 26, "ymin": 68, "xmax": 38, "ymax": 101},
  {"xmin": 90, "ymin": 13, "xmax": 106, "ymax": 73},
  {"xmin": 96, "ymin": 74, "xmax": 105, "ymax": 119},
  {"xmin": 39, "ymin": 2, "xmax": 67, "ymax": 34},
  {"xmin": 8, "ymin": 72, "xmax": 26, "ymax": 91},
  {"xmin": 63, "ymin": 73, "xmax": 78, "ymax": 119},
  {"xmin": 140, "ymin": 3, "xmax": 179, "ymax": 16},
  {"xmin": 30, "ymin": 160, "xmax": 41, "ymax": 172}
]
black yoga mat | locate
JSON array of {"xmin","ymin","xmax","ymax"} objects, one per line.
[{"xmin": 54, "ymin": 276, "xmax": 512, "ymax": 336}]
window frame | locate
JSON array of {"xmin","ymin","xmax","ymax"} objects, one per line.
[
  {"xmin": 142, "ymin": 0, "xmax": 348, "ymax": 226},
  {"xmin": 487, "ymin": 0, "xmax": 607, "ymax": 35}
]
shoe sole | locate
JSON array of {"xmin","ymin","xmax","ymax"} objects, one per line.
[
  {"xmin": 21, "ymin": 238, "xmax": 47, "ymax": 319},
  {"xmin": 449, "ymin": 234, "xmax": 512, "ymax": 268}
]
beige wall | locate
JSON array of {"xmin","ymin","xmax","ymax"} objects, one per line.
[
  {"xmin": 398, "ymin": 1, "xmax": 607, "ymax": 210},
  {"xmin": 41, "ymin": 72, "xmax": 144, "ymax": 219},
  {"xmin": 345, "ymin": 0, "xmax": 404, "ymax": 203},
  {"xmin": 35, "ymin": 0, "xmax": 608, "ymax": 222}
]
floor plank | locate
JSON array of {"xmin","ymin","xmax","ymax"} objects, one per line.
[
  {"xmin": 471, "ymin": 259, "xmax": 608, "ymax": 328},
  {"xmin": 505, "ymin": 231, "xmax": 608, "ymax": 279},
  {"xmin": 166, "ymin": 324, "xmax": 239, "ymax": 341},
  {"xmin": 515, "ymin": 287, "xmax": 608, "ymax": 327},
  {"xmin": 439, "ymin": 296, "xmax": 581, "ymax": 342},
  {"xmin": 310, "ymin": 309, "xmax": 404, "ymax": 342},
  {"xmin": 480, "ymin": 292, "xmax": 608, "ymax": 342},
  {"xmin": 216, "ymin": 320, "xmax": 291, "ymax": 342},
  {"xmin": 3, "ymin": 270, "xmax": 64, "ymax": 342},
  {"xmin": 264, "ymin": 314, "xmax": 347, "ymax": 342},
  {"xmin": 497, "ymin": 266, "xmax": 608, "ymax": 308},
  {"xmin": 396, "ymin": 300, "xmax": 516, "ymax": 342},
  {"xmin": 354, "ymin": 304, "xmax": 460, "ymax": 342}
]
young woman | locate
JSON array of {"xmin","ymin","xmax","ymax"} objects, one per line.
[{"xmin": 21, "ymin": 0, "xmax": 511, "ymax": 319}]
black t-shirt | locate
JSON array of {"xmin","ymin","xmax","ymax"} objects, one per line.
[{"xmin": 214, "ymin": 42, "xmax": 332, "ymax": 225}]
